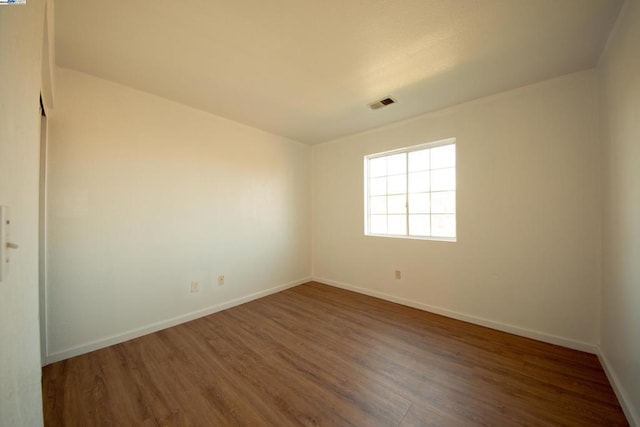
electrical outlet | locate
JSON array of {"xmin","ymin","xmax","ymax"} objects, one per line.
[
  {"xmin": 395, "ymin": 270, "xmax": 401, "ymax": 280},
  {"xmin": 217, "ymin": 275, "xmax": 225, "ymax": 286},
  {"xmin": 190, "ymin": 281, "xmax": 199, "ymax": 293}
]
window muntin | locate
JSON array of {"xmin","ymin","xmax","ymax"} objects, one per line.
[{"xmin": 364, "ymin": 139, "xmax": 456, "ymax": 241}]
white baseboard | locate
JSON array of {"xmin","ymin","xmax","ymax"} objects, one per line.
[
  {"xmin": 597, "ymin": 348, "xmax": 639, "ymax": 427},
  {"xmin": 45, "ymin": 277, "xmax": 311, "ymax": 365},
  {"xmin": 312, "ymin": 276, "xmax": 598, "ymax": 354}
]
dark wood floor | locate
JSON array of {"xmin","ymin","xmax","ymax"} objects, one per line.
[{"xmin": 42, "ymin": 282, "xmax": 628, "ymax": 426}]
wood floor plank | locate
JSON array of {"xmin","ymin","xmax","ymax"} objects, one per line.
[
  {"xmin": 203, "ymin": 305, "xmax": 411, "ymax": 425},
  {"xmin": 288, "ymin": 283, "xmax": 626, "ymax": 425},
  {"xmin": 42, "ymin": 282, "xmax": 629, "ymax": 426},
  {"xmin": 263, "ymin": 288, "xmax": 563, "ymax": 424}
]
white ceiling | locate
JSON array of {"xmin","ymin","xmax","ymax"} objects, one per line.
[{"xmin": 55, "ymin": 0, "xmax": 623, "ymax": 144}]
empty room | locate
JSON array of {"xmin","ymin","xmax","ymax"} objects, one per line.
[{"xmin": 1, "ymin": 0, "xmax": 639, "ymax": 425}]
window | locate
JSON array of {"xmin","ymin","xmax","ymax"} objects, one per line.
[{"xmin": 364, "ymin": 138, "xmax": 456, "ymax": 241}]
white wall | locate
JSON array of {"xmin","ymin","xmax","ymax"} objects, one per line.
[
  {"xmin": 47, "ymin": 68, "xmax": 311, "ymax": 362},
  {"xmin": 0, "ymin": 1, "xmax": 46, "ymax": 425},
  {"xmin": 599, "ymin": 0, "xmax": 640, "ymax": 424},
  {"xmin": 312, "ymin": 70, "xmax": 601, "ymax": 351}
]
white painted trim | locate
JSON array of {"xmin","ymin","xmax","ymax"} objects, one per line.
[
  {"xmin": 597, "ymin": 348, "xmax": 639, "ymax": 427},
  {"xmin": 312, "ymin": 277, "xmax": 598, "ymax": 354},
  {"xmin": 45, "ymin": 277, "xmax": 311, "ymax": 364}
]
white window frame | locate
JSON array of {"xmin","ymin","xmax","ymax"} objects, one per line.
[{"xmin": 364, "ymin": 138, "xmax": 457, "ymax": 242}]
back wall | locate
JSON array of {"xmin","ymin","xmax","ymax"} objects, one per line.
[{"xmin": 312, "ymin": 70, "xmax": 601, "ymax": 350}]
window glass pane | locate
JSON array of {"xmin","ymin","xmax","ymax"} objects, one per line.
[
  {"xmin": 388, "ymin": 215, "xmax": 407, "ymax": 235},
  {"xmin": 431, "ymin": 191, "xmax": 456, "ymax": 214},
  {"xmin": 409, "ymin": 214, "xmax": 430, "ymax": 236},
  {"xmin": 408, "ymin": 192, "xmax": 430, "ymax": 214},
  {"xmin": 388, "ymin": 195, "xmax": 406, "ymax": 214},
  {"xmin": 369, "ymin": 196, "xmax": 387, "ymax": 214},
  {"xmin": 432, "ymin": 214, "xmax": 456, "ymax": 237},
  {"xmin": 370, "ymin": 215, "xmax": 387, "ymax": 234},
  {"xmin": 387, "ymin": 175, "xmax": 406, "ymax": 194},
  {"xmin": 431, "ymin": 144, "xmax": 456, "ymax": 169},
  {"xmin": 409, "ymin": 149, "xmax": 429, "ymax": 172},
  {"xmin": 387, "ymin": 153, "xmax": 407, "ymax": 175},
  {"xmin": 408, "ymin": 171, "xmax": 429, "ymax": 193},
  {"xmin": 369, "ymin": 157, "xmax": 387, "ymax": 178},
  {"xmin": 369, "ymin": 177, "xmax": 387, "ymax": 196},
  {"xmin": 365, "ymin": 141, "xmax": 456, "ymax": 240},
  {"xmin": 431, "ymin": 168, "xmax": 456, "ymax": 191}
]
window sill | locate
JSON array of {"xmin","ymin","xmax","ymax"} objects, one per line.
[{"xmin": 364, "ymin": 233, "xmax": 457, "ymax": 243}]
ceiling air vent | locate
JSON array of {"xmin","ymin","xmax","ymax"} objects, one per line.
[{"xmin": 369, "ymin": 97, "xmax": 396, "ymax": 110}]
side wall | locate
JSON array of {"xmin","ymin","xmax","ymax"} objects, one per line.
[
  {"xmin": 0, "ymin": 1, "xmax": 46, "ymax": 425},
  {"xmin": 599, "ymin": 0, "xmax": 640, "ymax": 424},
  {"xmin": 312, "ymin": 70, "xmax": 601, "ymax": 351},
  {"xmin": 46, "ymin": 68, "xmax": 311, "ymax": 362}
]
